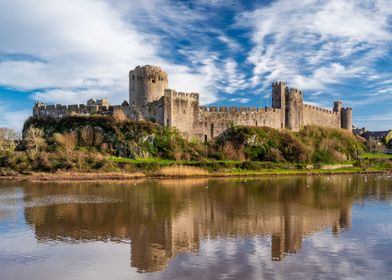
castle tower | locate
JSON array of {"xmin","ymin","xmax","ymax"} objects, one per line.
[
  {"xmin": 285, "ymin": 88, "xmax": 303, "ymax": 131},
  {"xmin": 129, "ymin": 65, "xmax": 168, "ymax": 106},
  {"xmin": 341, "ymin": 107, "xmax": 352, "ymax": 132},
  {"xmin": 333, "ymin": 101, "xmax": 342, "ymax": 113},
  {"xmin": 272, "ymin": 81, "xmax": 287, "ymax": 129}
]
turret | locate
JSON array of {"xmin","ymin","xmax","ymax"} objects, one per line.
[
  {"xmin": 272, "ymin": 81, "xmax": 287, "ymax": 128},
  {"xmin": 33, "ymin": 102, "xmax": 45, "ymax": 116},
  {"xmin": 285, "ymin": 88, "xmax": 303, "ymax": 131},
  {"xmin": 129, "ymin": 65, "xmax": 168, "ymax": 106},
  {"xmin": 341, "ymin": 107, "xmax": 352, "ymax": 132},
  {"xmin": 333, "ymin": 101, "xmax": 342, "ymax": 113}
]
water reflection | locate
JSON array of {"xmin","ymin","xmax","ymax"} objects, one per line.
[{"xmin": 3, "ymin": 175, "xmax": 387, "ymax": 273}]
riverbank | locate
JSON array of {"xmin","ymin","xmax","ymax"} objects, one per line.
[{"xmin": 1, "ymin": 165, "xmax": 391, "ymax": 182}]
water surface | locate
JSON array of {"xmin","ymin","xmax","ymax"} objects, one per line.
[{"xmin": 1, "ymin": 175, "xmax": 392, "ymax": 279}]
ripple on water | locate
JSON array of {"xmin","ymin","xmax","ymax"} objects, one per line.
[{"xmin": 23, "ymin": 195, "xmax": 120, "ymax": 208}]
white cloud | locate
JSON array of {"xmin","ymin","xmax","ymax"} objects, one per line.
[
  {"xmin": 229, "ymin": 98, "xmax": 250, "ymax": 104},
  {"xmin": 238, "ymin": 0, "xmax": 392, "ymax": 92},
  {"xmin": 32, "ymin": 89, "xmax": 113, "ymax": 105},
  {"xmin": 217, "ymin": 35, "xmax": 242, "ymax": 52},
  {"xmin": 0, "ymin": 0, "xmax": 223, "ymax": 109}
]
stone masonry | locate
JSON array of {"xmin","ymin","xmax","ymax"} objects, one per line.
[{"xmin": 33, "ymin": 65, "xmax": 353, "ymax": 140}]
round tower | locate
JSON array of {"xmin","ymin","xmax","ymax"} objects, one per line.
[
  {"xmin": 129, "ymin": 65, "xmax": 168, "ymax": 106},
  {"xmin": 341, "ymin": 107, "xmax": 352, "ymax": 132},
  {"xmin": 285, "ymin": 88, "xmax": 303, "ymax": 131},
  {"xmin": 272, "ymin": 81, "xmax": 287, "ymax": 129}
]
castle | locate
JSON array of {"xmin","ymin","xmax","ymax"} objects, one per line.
[{"xmin": 33, "ymin": 65, "xmax": 353, "ymax": 140}]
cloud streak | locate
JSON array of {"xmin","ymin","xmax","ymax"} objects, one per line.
[{"xmin": 238, "ymin": 0, "xmax": 392, "ymax": 93}]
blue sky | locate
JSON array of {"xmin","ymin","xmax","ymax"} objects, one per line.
[{"xmin": 0, "ymin": 0, "xmax": 392, "ymax": 130}]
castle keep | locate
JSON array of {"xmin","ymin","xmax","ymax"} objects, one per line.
[{"xmin": 33, "ymin": 65, "xmax": 353, "ymax": 140}]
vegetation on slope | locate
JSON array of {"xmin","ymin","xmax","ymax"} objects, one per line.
[
  {"xmin": 22, "ymin": 114, "xmax": 205, "ymax": 160},
  {"xmin": 211, "ymin": 125, "xmax": 365, "ymax": 163},
  {"xmin": 0, "ymin": 114, "xmax": 385, "ymax": 177}
]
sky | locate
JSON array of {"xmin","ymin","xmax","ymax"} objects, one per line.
[{"xmin": 0, "ymin": 0, "xmax": 392, "ymax": 131}]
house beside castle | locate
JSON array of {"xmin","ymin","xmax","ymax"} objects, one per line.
[{"xmin": 33, "ymin": 65, "xmax": 352, "ymax": 140}]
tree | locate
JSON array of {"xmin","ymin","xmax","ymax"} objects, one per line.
[
  {"xmin": 54, "ymin": 132, "xmax": 77, "ymax": 156},
  {"xmin": 25, "ymin": 127, "xmax": 46, "ymax": 159},
  {"xmin": 384, "ymin": 131, "xmax": 392, "ymax": 148},
  {"xmin": 0, "ymin": 128, "xmax": 19, "ymax": 153}
]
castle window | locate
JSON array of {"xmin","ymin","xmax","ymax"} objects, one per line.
[
  {"xmin": 166, "ymin": 119, "xmax": 169, "ymax": 126},
  {"xmin": 255, "ymin": 121, "xmax": 258, "ymax": 127},
  {"xmin": 152, "ymin": 78, "xmax": 156, "ymax": 83},
  {"xmin": 281, "ymin": 122, "xmax": 284, "ymax": 129},
  {"xmin": 204, "ymin": 135, "xmax": 208, "ymax": 142},
  {"xmin": 132, "ymin": 75, "xmax": 135, "ymax": 80},
  {"xmin": 211, "ymin": 123, "xmax": 214, "ymax": 139},
  {"xmin": 183, "ymin": 109, "xmax": 186, "ymax": 114}
]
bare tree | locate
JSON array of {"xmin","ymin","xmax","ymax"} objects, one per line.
[
  {"xmin": 54, "ymin": 132, "xmax": 77, "ymax": 156},
  {"xmin": 25, "ymin": 127, "xmax": 46, "ymax": 159}
]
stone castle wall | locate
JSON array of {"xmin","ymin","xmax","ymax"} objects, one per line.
[
  {"xmin": 302, "ymin": 104, "xmax": 340, "ymax": 128},
  {"xmin": 163, "ymin": 90, "xmax": 199, "ymax": 139},
  {"xmin": 32, "ymin": 65, "xmax": 353, "ymax": 140},
  {"xmin": 33, "ymin": 103, "xmax": 113, "ymax": 118},
  {"xmin": 194, "ymin": 107, "xmax": 282, "ymax": 141},
  {"xmin": 34, "ymin": 99, "xmax": 166, "ymax": 127},
  {"xmin": 124, "ymin": 99, "xmax": 165, "ymax": 126}
]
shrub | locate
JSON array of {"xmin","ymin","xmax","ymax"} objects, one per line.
[
  {"xmin": 80, "ymin": 126, "xmax": 94, "ymax": 146},
  {"xmin": 54, "ymin": 132, "xmax": 77, "ymax": 156},
  {"xmin": 113, "ymin": 109, "xmax": 127, "ymax": 122}
]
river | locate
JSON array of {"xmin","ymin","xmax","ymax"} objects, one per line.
[{"xmin": 1, "ymin": 175, "xmax": 392, "ymax": 279}]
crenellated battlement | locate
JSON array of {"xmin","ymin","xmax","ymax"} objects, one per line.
[
  {"xmin": 199, "ymin": 106, "xmax": 279, "ymax": 113},
  {"xmin": 164, "ymin": 89, "xmax": 199, "ymax": 101},
  {"xmin": 34, "ymin": 103, "xmax": 110, "ymax": 111},
  {"xmin": 303, "ymin": 104, "xmax": 338, "ymax": 115},
  {"xmin": 288, "ymin": 88, "xmax": 303, "ymax": 95},
  {"xmin": 129, "ymin": 65, "xmax": 167, "ymax": 81},
  {"xmin": 272, "ymin": 81, "xmax": 286, "ymax": 87},
  {"xmin": 33, "ymin": 99, "xmax": 115, "ymax": 118}
]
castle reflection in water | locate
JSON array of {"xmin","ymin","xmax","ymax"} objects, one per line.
[{"xmin": 19, "ymin": 175, "xmax": 390, "ymax": 273}]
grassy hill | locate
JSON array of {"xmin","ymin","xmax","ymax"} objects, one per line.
[{"xmin": 0, "ymin": 115, "xmax": 373, "ymax": 175}]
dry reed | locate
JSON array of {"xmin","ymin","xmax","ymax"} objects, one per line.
[{"xmin": 156, "ymin": 165, "xmax": 209, "ymax": 177}]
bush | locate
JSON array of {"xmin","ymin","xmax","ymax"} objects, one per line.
[
  {"xmin": 213, "ymin": 125, "xmax": 365, "ymax": 164},
  {"xmin": 15, "ymin": 116, "xmax": 367, "ymax": 175}
]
